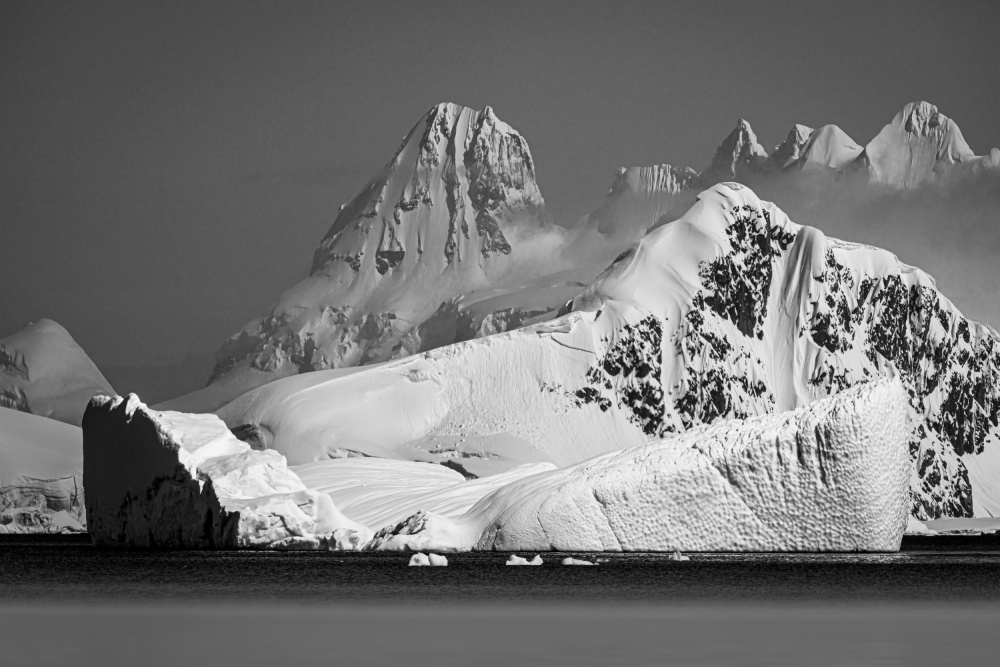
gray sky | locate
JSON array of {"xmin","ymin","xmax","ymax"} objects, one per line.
[{"xmin": 2, "ymin": 0, "xmax": 999, "ymax": 381}]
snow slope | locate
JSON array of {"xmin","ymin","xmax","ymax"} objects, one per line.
[
  {"xmin": 0, "ymin": 407, "xmax": 85, "ymax": 533},
  {"xmin": 1, "ymin": 319, "xmax": 114, "ymax": 426},
  {"xmin": 369, "ymin": 378, "xmax": 910, "ymax": 552},
  {"xmin": 83, "ymin": 394, "xmax": 370, "ymax": 549},
  {"xmin": 218, "ymin": 183, "xmax": 1000, "ymax": 520},
  {"xmin": 185, "ymin": 103, "xmax": 560, "ymax": 412}
]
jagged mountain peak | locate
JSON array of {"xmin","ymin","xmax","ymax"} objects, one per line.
[
  {"xmin": 198, "ymin": 103, "xmax": 553, "ymax": 406},
  {"xmin": 706, "ymin": 118, "xmax": 769, "ymax": 180},
  {"xmin": 856, "ymin": 101, "xmax": 986, "ymax": 188}
]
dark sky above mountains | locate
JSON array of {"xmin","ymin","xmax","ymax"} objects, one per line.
[{"xmin": 2, "ymin": 0, "xmax": 999, "ymax": 384}]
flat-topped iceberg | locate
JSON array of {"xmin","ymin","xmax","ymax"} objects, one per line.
[{"xmin": 83, "ymin": 394, "xmax": 370, "ymax": 549}]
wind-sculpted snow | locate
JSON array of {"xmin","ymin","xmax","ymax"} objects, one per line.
[
  {"xmin": 82, "ymin": 394, "xmax": 370, "ymax": 549},
  {"xmin": 192, "ymin": 103, "xmax": 557, "ymax": 412},
  {"xmin": 0, "ymin": 319, "xmax": 114, "ymax": 426},
  {"xmin": 1, "ymin": 407, "xmax": 85, "ymax": 534},
  {"xmin": 371, "ymin": 379, "xmax": 910, "ymax": 552}
]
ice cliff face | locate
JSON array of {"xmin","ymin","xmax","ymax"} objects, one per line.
[
  {"xmin": 1, "ymin": 319, "xmax": 114, "ymax": 427},
  {"xmin": 83, "ymin": 394, "xmax": 370, "ymax": 548},
  {"xmin": 219, "ymin": 184, "xmax": 1000, "ymax": 521},
  {"xmin": 198, "ymin": 103, "xmax": 553, "ymax": 411}
]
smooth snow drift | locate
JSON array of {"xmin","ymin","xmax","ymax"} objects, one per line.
[
  {"xmin": 218, "ymin": 183, "xmax": 1000, "ymax": 520},
  {"xmin": 1, "ymin": 319, "xmax": 114, "ymax": 426},
  {"xmin": 0, "ymin": 407, "xmax": 85, "ymax": 533},
  {"xmin": 83, "ymin": 394, "xmax": 370, "ymax": 549}
]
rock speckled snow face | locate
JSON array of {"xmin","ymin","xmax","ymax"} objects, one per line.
[
  {"xmin": 571, "ymin": 185, "xmax": 1000, "ymax": 519},
  {"xmin": 371, "ymin": 379, "xmax": 910, "ymax": 552},
  {"xmin": 82, "ymin": 394, "xmax": 370, "ymax": 549}
]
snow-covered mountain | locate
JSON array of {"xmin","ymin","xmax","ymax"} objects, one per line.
[
  {"xmin": 216, "ymin": 184, "xmax": 1000, "ymax": 520},
  {"xmin": 1, "ymin": 407, "xmax": 85, "ymax": 533},
  {"xmin": 0, "ymin": 319, "xmax": 114, "ymax": 427},
  {"xmin": 853, "ymin": 101, "xmax": 1000, "ymax": 188},
  {"xmin": 580, "ymin": 101, "xmax": 998, "ymax": 241},
  {"xmin": 178, "ymin": 103, "xmax": 564, "ymax": 412}
]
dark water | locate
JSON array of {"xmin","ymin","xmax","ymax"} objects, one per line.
[{"xmin": 2, "ymin": 534, "xmax": 1000, "ymax": 666}]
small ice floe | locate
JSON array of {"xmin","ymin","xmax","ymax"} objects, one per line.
[
  {"xmin": 506, "ymin": 554, "xmax": 544, "ymax": 566},
  {"xmin": 669, "ymin": 549, "xmax": 690, "ymax": 561},
  {"xmin": 561, "ymin": 557, "xmax": 595, "ymax": 566},
  {"xmin": 409, "ymin": 552, "xmax": 448, "ymax": 566}
]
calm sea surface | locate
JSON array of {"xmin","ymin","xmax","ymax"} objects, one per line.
[{"xmin": 2, "ymin": 534, "xmax": 999, "ymax": 666}]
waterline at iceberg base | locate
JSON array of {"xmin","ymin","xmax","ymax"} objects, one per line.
[{"xmin": 82, "ymin": 378, "xmax": 911, "ymax": 552}]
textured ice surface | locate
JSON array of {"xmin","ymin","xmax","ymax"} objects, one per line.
[
  {"xmin": 370, "ymin": 379, "xmax": 910, "ymax": 552},
  {"xmin": 82, "ymin": 394, "xmax": 370, "ymax": 549}
]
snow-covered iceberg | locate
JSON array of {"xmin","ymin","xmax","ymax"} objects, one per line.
[
  {"xmin": 82, "ymin": 394, "xmax": 370, "ymax": 549},
  {"xmin": 367, "ymin": 378, "xmax": 910, "ymax": 552}
]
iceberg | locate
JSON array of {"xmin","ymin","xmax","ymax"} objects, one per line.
[{"xmin": 82, "ymin": 394, "xmax": 370, "ymax": 549}]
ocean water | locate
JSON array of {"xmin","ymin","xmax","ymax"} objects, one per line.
[{"xmin": 2, "ymin": 535, "xmax": 1000, "ymax": 666}]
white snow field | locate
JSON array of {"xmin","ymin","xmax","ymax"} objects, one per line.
[
  {"xmin": 81, "ymin": 379, "xmax": 909, "ymax": 551},
  {"xmin": 0, "ymin": 407, "xmax": 85, "ymax": 533},
  {"xmin": 217, "ymin": 183, "xmax": 1000, "ymax": 521},
  {"xmin": 83, "ymin": 394, "xmax": 371, "ymax": 549},
  {"xmin": 1, "ymin": 319, "xmax": 114, "ymax": 426}
]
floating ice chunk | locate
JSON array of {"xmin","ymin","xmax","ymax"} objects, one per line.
[
  {"xmin": 561, "ymin": 557, "xmax": 595, "ymax": 566},
  {"xmin": 506, "ymin": 554, "xmax": 543, "ymax": 566},
  {"xmin": 409, "ymin": 552, "xmax": 447, "ymax": 566}
]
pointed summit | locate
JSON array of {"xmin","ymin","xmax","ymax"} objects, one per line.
[
  {"xmin": 768, "ymin": 124, "xmax": 814, "ymax": 170},
  {"xmin": 705, "ymin": 118, "xmax": 769, "ymax": 181},
  {"xmin": 194, "ymin": 103, "xmax": 555, "ymax": 411},
  {"xmin": 854, "ymin": 101, "xmax": 994, "ymax": 188}
]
